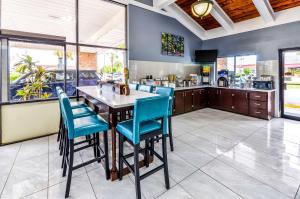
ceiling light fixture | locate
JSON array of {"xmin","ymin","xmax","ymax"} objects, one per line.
[{"xmin": 191, "ymin": 0, "xmax": 213, "ymax": 18}]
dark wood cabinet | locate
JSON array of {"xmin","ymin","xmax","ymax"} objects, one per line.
[
  {"xmin": 184, "ymin": 90, "xmax": 194, "ymax": 112},
  {"xmin": 193, "ymin": 89, "xmax": 207, "ymax": 110},
  {"xmin": 219, "ymin": 89, "xmax": 233, "ymax": 111},
  {"xmin": 207, "ymin": 88, "xmax": 219, "ymax": 108},
  {"xmin": 173, "ymin": 87, "xmax": 274, "ymax": 120},
  {"xmin": 232, "ymin": 90, "xmax": 249, "ymax": 115},
  {"xmin": 173, "ymin": 91, "xmax": 185, "ymax": 115}
]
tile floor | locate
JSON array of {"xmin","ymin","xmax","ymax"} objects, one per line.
[{"xmin": 1, "ymin": 108, "xmax": 300, "ymax": 199}]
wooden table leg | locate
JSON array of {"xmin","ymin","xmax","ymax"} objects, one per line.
[{"xmin": 110, "ymin": 110, "xmax": 119, "ymax": 181}]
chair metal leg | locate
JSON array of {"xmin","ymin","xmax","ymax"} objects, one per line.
[
  {"xmin": 59, "ymin": 125, "xmax": 65, "ymax": 156},
  {"xmin": 145, "ymin": 139, "xmax": 149, "ymax": 167},
  {"xmin": 96, "ymin": 133, "xmax": 101, "ymax": 162},
  {"xmin": 93, "ymin": 134, "xmax": 97, "ymax": 159},
  {"xmin": 150, "ymin": 138, "xmax": 154, "ymax": 156},
  {"xmin": 162, "ymin": 135, "xmax": 170, "ymax": 189},
  {"xmin": 118, "ymin": 134, "xmax": 124, "ymax": 180},
  {"xmin": 65, "ymin": 140, "xmax": 74, "ymax": 198},
  {"xmin": 57, "ymin": 114, "xmax": 62, "ymax": 142},
  {"xmin": 103, "ymin": 130, "xmax": 110, "ymax": 180},
  {"xmin": 168, "ymin": 117, "xmax": 174, "ymax": 152},
  {"xmin": 134, "ymin": 144, "xmax": 142, "ymax": 199},
  {"xmin": 62, "ymin": 135, "xmax": 69, "ymax": 176}
]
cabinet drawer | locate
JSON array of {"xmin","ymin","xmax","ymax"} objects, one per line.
[
  {"xmin": 249, "ymin": 92, "xmax": 268, "ymax": 102},
  {"xmin": 249, "ymin": 100, "xmax": 267, "ymax": 110},
  {"xmin": 249, "ymin": 108, "xmax": 268, "ymax": 119}
]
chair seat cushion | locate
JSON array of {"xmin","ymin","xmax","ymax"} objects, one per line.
[
  {"xmin": 116, "ymin": 119, "xmax": 161, "ymax": 142},
  {"xmin": 70, "ymin": 101, "xmax": 87, "ymax": 109},
  {"xmin": 72, "ymin": 107, "xmax": 95, "ymax": 119},
  {"xmin": 72, "ymin": 115, "xmax": 109, "ymax": 139}
]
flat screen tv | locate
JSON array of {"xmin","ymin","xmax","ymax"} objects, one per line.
[{"xmin": 195, "ymin": 50, "xmax": 218, "ymax": 63}]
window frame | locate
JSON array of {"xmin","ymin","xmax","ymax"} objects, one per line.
[
  {"xmin": 0, "ymin": 0, "xmax": 128, "ymax": 104},
  {"xmin": 216, "ymin": 54, "xmax": 257, "ymax": 80}
]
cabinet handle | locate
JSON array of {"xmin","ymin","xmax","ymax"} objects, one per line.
[
  {"xmin": 255, "ymin": 95, "xmax": 261, "ymax": 98},
  {"xmin": 255, "ymin": 111, "xmax": 261, "ymax": 114},
  {"xmin": 232, "ymin": 106, "xmax": 235, "ymax": 109},
  {"xmin": 220, "ymin": 90, "xmax": 222, "ymax": 95},
  {"xmin": 232, "ymin": 94, "xmax": 235, "ymax": 97},
  {"xmin": 254, "ymin": 103, "xmax": 261, "ymax": 106}
]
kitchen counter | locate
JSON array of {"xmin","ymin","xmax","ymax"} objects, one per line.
[{"xmin": 174, "ymin": 85, "xmax": 276, "ymax": 93}]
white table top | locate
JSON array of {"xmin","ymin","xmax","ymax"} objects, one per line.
[{"xmin": 77, "ymin": 86, "xmax": 158, "ymax": 109}]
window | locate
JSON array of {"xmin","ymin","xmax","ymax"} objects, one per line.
[
  {"xmin": 78, "ymin": 46, "xmax": 126, "ymax": 86},
  {"xmin": 217, "ymin": 57, "xmax": 235, "ymax": 79},
  {"xmin": 217, "ymin": 55, "xmax": 257, "ymax": 79},
  {"xmin": 236, "ymin": 55, "xmax": 257, "ymax": 78},
  {"xmin": 2, "ymin": 0, "xmax": 76, "ymax": 42},
  {"xmin": 8, "ymin": 41, "xmax": 66, "ymax": 101},
  {"xmin": 1, "ymin": 0, "xmax": 127, "ymax": 102},
  {"xmin": 79, "ymin": 0, "xmax": 126, "ymax": 48}
]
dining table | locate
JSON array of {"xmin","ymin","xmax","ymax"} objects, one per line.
[{"xmin": 77, "ymin": 85, "xmax": 158, "ymax": 181}]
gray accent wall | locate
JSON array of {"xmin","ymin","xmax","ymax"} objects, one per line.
[
  {"xmin": 202, "ymin": 21, "xmax": 300, "ymax": 61},
  {"xmin": 128, "ymin": 5, "xmax": 202, "ymax": 63}
]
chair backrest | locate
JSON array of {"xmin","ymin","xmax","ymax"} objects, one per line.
[
  {"xmin": 138, "ymin": 85, "xmax": 153, "ymax": 93},
  {"xmin": 56, "ymin": 86, "xmax": 64, "ymax": 96},
  {"xmin": 155, "ymin": 86, "xmax": 174, "ymax": 116},
  {"xmin": 59, "ymin": 93, "xmax": 75, "ymax": 139},
  {"xmin": 132, "ymin": 95, "xmax": 169, "ymax": 144},
  {"xmin": 129, "ymin": 83, "xmax": 139, "ymax": 90}
]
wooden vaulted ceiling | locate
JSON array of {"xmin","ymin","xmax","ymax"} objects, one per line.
[{"xmin": 176, "ymin": 0, "xmax": 300, "ymax": 30}]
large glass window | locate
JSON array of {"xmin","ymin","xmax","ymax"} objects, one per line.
[
  {"xmin": 1, "ymin": 0, "xmax": 127, "ymax": 102},
  {"xmin": 79, "ymin": 0, "xmax": 126, "ymax": 48},
  {"xmin": 1, "ymin": 0, "xmax": 76, "ymax": 42},
  {"xmin": 8, "ymin": 41, "xmax": 67, "ymax": 101},
  {"xmin": 236, "ymin": 55, "xmax": 257, "ymax": 78},
  {"xmin": 78, "ymin": 46, "xmax": 126, "ymax": 86}
]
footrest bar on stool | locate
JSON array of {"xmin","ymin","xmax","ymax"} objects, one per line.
[
  {"xmin": 74, "ymin": 138, "xmax": 94, "ymax": 146},
  {"xmin": 150, "ymin": 149, "xmax": 164, "ymax": 162},
  {"xmin": 74, "ymin": 143, "xmax": 95, "ymax": 152},
  {"xmin": 73, "ymin": 155, "xmax": 105, "ymax": 170},
  {"xmin": 122, "ymin": 157, "xmax": 134, "ymax": 174},
  {"xmin": 140, "ymin": 164, "xmax": 164, "ymax": 180}
]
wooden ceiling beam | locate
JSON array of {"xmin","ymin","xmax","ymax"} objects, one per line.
[
  {"xmin": 252, "ymin": 0, "xmax": 275, "ymax": 22},
  {"xmin": 165, "ymin": 3, "xmax": 206, "ymax": 39},
  {"xmin": 210, "ymin": 0, "xmax": 234, "ymax": 32}
]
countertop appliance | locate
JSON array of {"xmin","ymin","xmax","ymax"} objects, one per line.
[
  {"xmin": 253, "ymin": 80, "xmax": 274, "ymax": 90},
  {"xmin": 217, "ymin": 77, "xmax": 229, "ymax": 87}
]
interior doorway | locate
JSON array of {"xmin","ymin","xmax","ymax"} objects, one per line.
[{"xmin": 279, "ymin": 48, "xmax": 300, "ymax": 120}]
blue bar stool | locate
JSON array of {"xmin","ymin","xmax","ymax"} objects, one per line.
[
  {"xmin": 138, "ymin": 85, "xmax": 153, "ymax": 93},
  {"xmin": 60, "ymin": 93, "xmax": 110, "ymax": 198},
  {"xmin": 117, "ymin": 96, "xmax": 170, "ymax": 199},
  {"xmin": 155, "ymin": 86, "xmax": 175, "ymax": 151},
  {"xmin": 56, "ymin": 87, "xmax": 95, "ymax": 155},
  {"xmin": 129, "ymin": 83, "xmax": 139, "ymax": 90}
]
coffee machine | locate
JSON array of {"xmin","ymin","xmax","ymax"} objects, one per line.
[{"xmin": 217, "ymin": 70, "xmax": 229, "ymax": 87}]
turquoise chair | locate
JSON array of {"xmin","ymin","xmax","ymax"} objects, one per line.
[
  {"xmin": 56, "ymin": 87, "xmax": 95, "ymax": 154},
  {"xmin": 129, "ymin": 83, "xmax": 139, "ymax": 90},
  {"xmin": 116, "ymin": 96, "xmax": 170, "ymax": 199},
  {"xmin": 60, "ymin": 93, "xmax": 110, "ymax": 198},
  {"xmin": 138, "ymin": 85, "xmax": 153, "ymax": 93},
  {"xmin": 155, "ymin": 86, "xmax": 175, "ymax": 151}
]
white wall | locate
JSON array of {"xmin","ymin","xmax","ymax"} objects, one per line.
[{"xmin": 1, "ymin": 101, "xmax": 60, "ymax": 144}]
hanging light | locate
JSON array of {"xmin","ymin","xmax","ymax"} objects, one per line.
[{"xmin": 191, "ymin": 0, "xmax": 213, "ymax": 18}]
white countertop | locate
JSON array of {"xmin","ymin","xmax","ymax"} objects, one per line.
[
  {"xmin": 174, "ymin": 85, "xmax": 276, "ymax": 93},
  {"xmin": 77, "ymin": 86, "xmax": 158, "ymax": 108}
]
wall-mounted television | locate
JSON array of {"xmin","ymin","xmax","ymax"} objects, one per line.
[
  {"xmin": 195, "ymin": 50, "xmax": 218, "ymax": 63},
  {"xmin": 161, "ymin": 32, "xmax": 184, "ymax": 57}
]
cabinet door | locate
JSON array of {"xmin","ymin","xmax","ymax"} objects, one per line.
[
  {"xmin": 218, "ymin": 89, "xmax": 233, "ymax": 111},
  {"xmin": 173, "ymin": 91, "xmax": 185, "ymax": 115},
  {"xmin": 233, "ymin": 91, "xmax": 249, "ymax": 115},
  {"xmin": 199, "ymin": 89, "xmax": 207, "ymax": 108},
  {"xmin": 193, "ymin": 89, "xmax": 201, "ymax": 110},
  {"xmin": 184, "ymin": 90, "xmax": 194, "ymax": 112},
  {"xmin": 207, "ymin": 88, "xmax": 218, "ymax": 108}
]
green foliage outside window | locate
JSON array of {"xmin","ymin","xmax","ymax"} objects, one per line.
[{"xmin": 14, "ymin": 55, "xmax": 52, "ymax": 101}]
